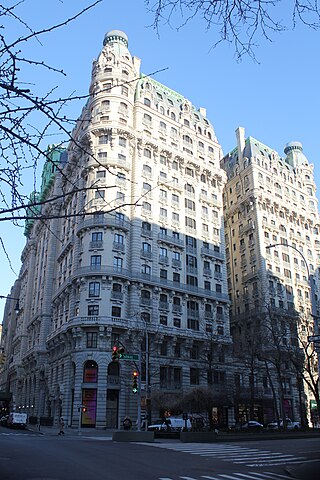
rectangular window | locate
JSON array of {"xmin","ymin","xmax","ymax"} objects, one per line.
[
  {"xmin": 88, "ymin": 305, "xmax": 99, "ymax": 316},
  {"xmin": 190, "ymin": 368, "xmax": 199, "ymax": 385},
  {"xmin": 91, "ymin": 255, "xmax": 101, "ymax": 268},
  {"xmin": 187, "ymin": 275, "xmax": 198, "ymax": 286},
  {"xmin": 187, "ymin": 318, "xmax": 199, "ymax": 330},
  {"xmin": 160, "ymin": 315, "xmax": 168, "ymax": 326},
  {"xmin": 160, "ymin": 269, "xmax": 167, "ymax": 279},
  {"xmin": 95, "ymin": 190, "xmax": 105, "ymax": 199},
  {"xmin": 114, "ymin": 233, "xmax": 124, "ymax": 244},
  {"xmin": 111, "ymin": 306, "xmax": 121, "ymax": 318},
  {"xmin": 113, "ymin": 257, "xmax": 123, "ymax": 271},
  {"xmin": 173, "ymin": 318, "xmax": 181, "ymax": 328},
  {"xmin": 92, "ymin": 232, "xmax": 103, "ymax": 242},
  {"xmin": 173, "ymin": 272, "xmax": 180, "ymax": 283},
  {"xmin": 99, "ymin": 135, "xmax": 109, "ymax": 144},
  {"xmin": 86, "ymin": 332, "xmax": 98, "ymax": 348},
  {"xmin": 89, "ymin": 282, "xmax": 100, "ymax": 297}
]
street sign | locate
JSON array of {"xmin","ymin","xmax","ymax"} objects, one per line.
[
  {"xmin": 121, "ymin": 353, "xmax": 139, "ymax": 361},
  {"xmin": 308, "ymin": 335, "xmax": 320, "ymax": 343}
]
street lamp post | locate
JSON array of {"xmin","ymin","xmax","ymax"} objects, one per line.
[
  {"xmin": 0, "ymin": 295, "xmax": 20, "ymax": 314},
  {"xmin": 266, "ymin": 243, "xmax": 314, "ymax": 314}
]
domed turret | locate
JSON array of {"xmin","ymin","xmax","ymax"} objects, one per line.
[
  {"xmin": 284, "ymin": 141, "xmax": 308, "ymax": 167},
  {"xmin": 103, "ymin": 30, "xmax": 128, "ymax": 47}
]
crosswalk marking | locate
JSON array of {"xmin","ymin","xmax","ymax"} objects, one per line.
[
  {"xmin": 143, "ymin": 442, "xmax": 306, "ymax": 467},
  {"xmin": 158, "ymin": 472, "xmax": 294, "ymax": 480}
]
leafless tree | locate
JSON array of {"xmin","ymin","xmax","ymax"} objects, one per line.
[
  {"xmin": 290, "ymin": 312, "xmax": 320, "ymax": 425},
  {"xmin": 145, "ymin": 0, "xmax": 320, "ymax": 59},
  {"xmin": 0, "ymin": 1, "xmax": 104, "ymax": 219}
]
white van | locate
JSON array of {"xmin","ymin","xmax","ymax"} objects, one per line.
[
  {"xmin": 7, "ymin": 412, "xmax": 27, "ymax": 429},
  {"xmin": 166, "ymin": 417, "xmax": 191, "ymax": 431},
  {"xmin": 148, "ymin": 417, "xmax": 191, "ymax": 432}
]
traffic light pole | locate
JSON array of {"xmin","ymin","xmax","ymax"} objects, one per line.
[
  {"xmin": 137, "ymin": 352, "xmax": 141, "ymax": 432},
  {"xmin": 78, "ymin": 406, "xmax": 82, "ymax": 436}
]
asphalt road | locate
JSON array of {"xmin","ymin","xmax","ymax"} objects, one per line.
[{"xmin": 0, "ymin": 427, "xmax": 319, "ymax": 480}]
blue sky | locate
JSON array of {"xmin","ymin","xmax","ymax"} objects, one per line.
[{"xmin": 1, "ymin": 0, "xmax": 319, "ymax": 320}]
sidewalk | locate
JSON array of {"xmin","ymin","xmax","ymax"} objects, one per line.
[
  {"xmin": 27, "ymin": 424, "xmax": 114, "ymax": 437},
  {"xmin": 27, "ymin": 424, "xmax": 320, "ymax": 442}
]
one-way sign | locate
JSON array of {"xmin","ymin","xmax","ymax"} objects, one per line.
[{"xmin": 308, "ymin": 335, "xmax": 320, "ymax": 343}]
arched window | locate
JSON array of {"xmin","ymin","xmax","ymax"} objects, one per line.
[
  {"xmin": 143, "ymin": 113, "xmax": 152, "ymax": 123},
  {"xmin": 171, "ymin": 112, "xmax": 176, "ymax": 121},
  {"xmin": 144, "ymin": 97, "xmax": 151, "ymax": 107},
  {"xmin": 141, "ymin": 289, "xmax": 151, "ymax": 300},
  {"xmin": 143, "ymin": 182, "xmax": 151, "ymax": 191},
  {"xmin": 143, "ymin": 202, "xmax": 151, "ymax": 211},
  {"xmin": 83, "ymin": 360, "xmax": 98, "ymax": 383},
  {"xmin": 184, "ymin": 183, "xmax": 195, "ymax": 194},
  {"xmin": 141, "ymin": 311, "xmax": 151, "ymax": 323},
  {"xmin": 144, "ymin": 148, "xmax": 152, "ymax": 158},
  {"xmin": 183, "ymin": 135, "xmax": 192, "ymax": 144},
  {"xmin": 142, "ymin": 221, "xmax": 151, "ymax": 231}
]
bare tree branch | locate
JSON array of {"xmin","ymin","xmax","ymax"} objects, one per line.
[{"xmin": 145, "ymin": 1, "xmax": 320, "ymax": 59}]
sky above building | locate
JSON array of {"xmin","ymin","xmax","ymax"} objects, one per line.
[{"xmin": 1, "ymin": 0, "xmax": 319, "ymax": 320}]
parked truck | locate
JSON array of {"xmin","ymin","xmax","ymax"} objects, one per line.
[{"xmin": 7, "ymin": 412, "xmax": 28, "ymax": 429}]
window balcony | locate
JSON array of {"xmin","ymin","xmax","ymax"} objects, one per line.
[
  {"xmin": 172, "ymin": 259, "xmax": 182, "ymax": 268},
  {"xmin": 110, "ymin": 291, "xmax": 123, "ymax": 301},
  {"xmin": 141, "ymin": 249, "xmax": 152, "ymax": 259},
  {"xmin": 159, "ymin": 301, "xmax": 169, "ymax": 311},
  {"xmin": 159, "ymin": 255, "xmax": 169, "ymax": 265},
  {"xmin": 172, "ymin": 304, "xmax": 182, "ymax": 313},
  {"xmin": 113, "ymin": 242, "xmax": 125, "ymax": 252},
  {"xmin": 186, "ymin": 266, "xmax": 198, "ymax": 274},
  {"xmin": 89, "ymin": 241, "xmax": 103, "ymax": 249},
  {"xmin": 140, "ymin": 297, "xmax": 152, "ymax": 307},
  {"xmin": 158, "ymin": 233, "xmax": 184, "ymax": 248}
]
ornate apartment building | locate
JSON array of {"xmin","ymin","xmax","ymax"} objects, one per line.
[
  {"xmin": 221, "ymin": 128, "xmax": 320, "ymax": 426},
  {"xmin": 0, "ymin": 31, "xmax": 232, "ymax": 429}
]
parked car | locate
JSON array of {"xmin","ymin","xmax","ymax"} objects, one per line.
[
  {"xmin": 147, "ymin": 419, "xmax": 164, "ymax": 432},
  {"xmin": 267, "ymin": 418, "xmax": 300, "ymax": 430},
  {"xmin": 148, "ymin": 417, "xmax": 191, "ymax": 432},
  {"xmin": 240, "ymin": 420, "xmax": 264, "ymax": 430}
]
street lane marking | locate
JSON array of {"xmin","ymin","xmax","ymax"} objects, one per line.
[
  {"xmin": 159, "ymin": 472, "xmax": 294, "ymax": 480},
  {"xmin": 144, "ymin": 442, "xmax": 307, "ymax": 467}
]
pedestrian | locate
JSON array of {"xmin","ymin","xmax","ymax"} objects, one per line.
[
  {"xmin": 123, "ymin": 416, "xmax": 132, "ymax": 431},
  {"xmin": 58, "ymin": 416, "xmax": 65, "ymax": 435}
]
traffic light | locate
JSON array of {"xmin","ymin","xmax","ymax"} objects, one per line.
[
  {"xmin": 118, "ymin": 346, "xmax": 125, "ymax": 359},
  {"xmin": 82, "ymin": 406, "xmax": 87, "ymax": 413},
  {"xmin": 112, "ymin": 345, "xmax": 118, "ymax": 361},
  {"xmin": 132, "ymin": 370, "xmax": 139, "ymax": 394}
]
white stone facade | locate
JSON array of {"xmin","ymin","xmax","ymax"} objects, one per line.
[
  {"xmin": 221, "ymin": 128, "xmax": 320, "ymax": 426},
  {"xmin": 0, "ymin": 31, "xmax": 231, "ymax": 429}
]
